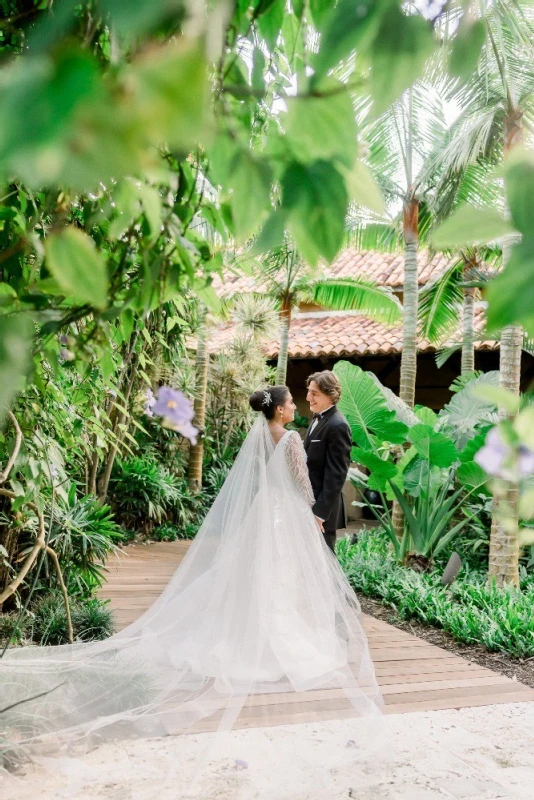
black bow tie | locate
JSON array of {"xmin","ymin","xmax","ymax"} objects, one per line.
[{"xmin": 312, "ymin": 412, "xmax": 322, "ymax": 420}]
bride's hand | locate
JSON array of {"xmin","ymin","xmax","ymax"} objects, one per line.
[{"xmin": 315, "ymin": 516, "xmax": 324, "ymax": 532}]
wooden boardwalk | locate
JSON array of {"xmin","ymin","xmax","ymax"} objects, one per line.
[{"xmin": 99, "ymin": 541, "xmax": 534, "ymax": 726}]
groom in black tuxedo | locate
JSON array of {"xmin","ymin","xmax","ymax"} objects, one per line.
[{"xmin": 304, "ymin": 371, "xmax": 353, "ymax": 553}]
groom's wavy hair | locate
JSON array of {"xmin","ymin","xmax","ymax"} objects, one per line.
[{"xmin": 306, "ymin": 371, "xmax": 342, "ymax": 404}]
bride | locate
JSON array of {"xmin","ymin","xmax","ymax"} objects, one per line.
[{"xmin": 0, "ymin": 385, "xmax": 382, "ymax": 767}]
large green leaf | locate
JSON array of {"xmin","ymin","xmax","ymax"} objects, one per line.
[
  {"xmin": 408, "ymin": 424, "xmax": 459, "ymax": 468},
  {"xmin": 229, "ymin": 151, "xmax": 272, "ymax": 241},
  {"xmin": 285, "ymin": 88, "xmax": 358, "ymax": 169},
  {"xmin": 456, "ymin": 461, "xmax": 488, "ymax": 489},
  {"xmin": 334, "ymin": 361, "xmax": 408, "ymax": 449},
  {"xmin": 282, "ymin": 160, "xmax": 348, "ymax": 264},
  {"xmin": 353, "ymin": 449, "xmax": 398, "ymax": 493},
  {"xmin": 368, "ymin": 373, "xmax": 420, "ymax": 428},
  {"xmin": 486, "ymin": 241, "xmax": 534, "ymax": 336},
  {"xmin": 370, "ymin": 7, "xmax": 436, "ymax": 112},
  {"xmin": 430, "ymin": 206, "xmax": 515, "ymax": 249},
  {"xmin": 506, "ymin": 150, "xmax": 534, "ymax": 237},
  {"xmin": 437, "ymin": 371, "xmax": 499, "ymax": 448},
  {"xmin": 312, "ymin": 0, "xmax": 381, "ymax": 79},
  {"xmin": 0, "ymin": 315, "xmax": 32, "ymax": 426},
  {"xmin": 343, "ymin": 159, "xmax": 386, "ymax": 216},
  {"xmin": 312, "ymin": 278, "xmax": 402, "ymax": 325},
  {"xmin": 257, "ymin": 0, "xmax": 284, "ymax": 50},
  {"xmin": 448, "ymin": 19, "xmax": 486, "ymax": 79},
  {"xmin": 45, "ymin": 227, "xmax": 108, "ymax": 309},
  {"xmin": 131, "ymin": 40, "xmax": 207, "ymax": 151},
  {"xmin": 403, "ymin": 457, "xmax": 444, "ymax": 498},
  {"xmin": 0, "ymin": 49, "xmax": 99, "ymax": 163}
]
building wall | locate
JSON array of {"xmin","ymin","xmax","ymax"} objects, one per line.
[{"xmin": 282, "ymin": 349, "xmax": 534, "ymax": 420}]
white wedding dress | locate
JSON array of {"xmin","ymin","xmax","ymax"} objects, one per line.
[{"xmin": 0, "ymin": 418, "xmax": 383, "ymax": 769}]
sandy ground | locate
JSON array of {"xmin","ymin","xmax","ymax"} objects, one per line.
[{"xmin": 2, "ymin": 702, "xmax": 534, "ymax": 800}]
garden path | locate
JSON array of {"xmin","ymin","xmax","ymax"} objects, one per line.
[{"xmin": 99, "ymin": 540, "xmax": 534, "ymax": 727}]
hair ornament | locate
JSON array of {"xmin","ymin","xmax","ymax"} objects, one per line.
[{"xmin": 262, "ymin": 391, "xmax": 272, "ymax": 406}]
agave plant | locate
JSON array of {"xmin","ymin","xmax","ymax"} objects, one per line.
[{"xmin": 335, "ymin": 361, "xmax": 494, "ymax": 569}]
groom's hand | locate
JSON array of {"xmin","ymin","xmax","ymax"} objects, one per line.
[{"xmin": 315, "ymin": 516, "xmax": 324, "ymax": 532}]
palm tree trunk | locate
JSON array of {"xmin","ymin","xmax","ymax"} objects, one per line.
[
  {"xmin": 461, "ymin": 284, "xmax": 476, "ymax": 375},
  {"xmin": 488, "ymin": 322, "xmax": 522, "ymax": 587},
  {"xmin": 393, "ymin": 196, "xmax": 419, "ymax": 540},
  {"xmin": 187, "ymin": 321, "xmax": 210, "ymax": 492},
  {"xmin": 399, "ymin": 198, "xmax": 419, "ymax": 407},
  {"xmin": 488, "ymin": 111, "xmax": 524, "ymax": 587},
  {"xmin": 275, "ymin": 302, "xmax": 291, "ymax": 385}
]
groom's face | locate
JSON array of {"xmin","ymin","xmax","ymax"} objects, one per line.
[{"xmin": 306, "ymin": 381, "xmax": 333, "ymax": 414}]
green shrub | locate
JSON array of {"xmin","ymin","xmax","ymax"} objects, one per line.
[
  {"xmin": 0, "ymin": 612, "xmax": 31, "ymax": 648},
  {"xmin": 31, "ymin": 594, "xmax": 114, "ymax": 645},
  {"xmin": 109, "ymin": 457, "xmax": 181, "ymax": 529},
  {"xmin": 338, "ymin": 529, "xmax": 534, "ymax": 659},
  {"xmin": 46, "ymin": 489, "xmax": 123, "ymax": 598},
  {"xmin": 151, "ymin": 522, "xmax": 197, "ymax": 541}
]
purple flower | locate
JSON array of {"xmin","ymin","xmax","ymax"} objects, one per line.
[
  {"xmin": 59, "ymin": 334, "xmax": 68, "ymax": 345},
  {"xmin": 143, "ymin": 389, "xmax": 156, "ymax": 418},
  {"xmin": 475, "ymin": 427, "xmax": 534, "ymax": 481},
  {"xmin": 345, "ymin": 739, "xmax": 359, "ymax": 749},
  {"xmin": 519, "ymin": 447, "xmax": 534, "ymax": 478},
  {"xmin": 234, "ymin": 759, "xmax": 248, "ymax": 770},
  {"xmin": 152, "ymin": 386, "xmax": 198, "ymax": 445},
  {"xmin": 60, "ymin": 348, "xmax": 75, "ymax": 362},
  {"xmin": 475, "ymin": 428, "xmax": 510, "ymax": 478}
]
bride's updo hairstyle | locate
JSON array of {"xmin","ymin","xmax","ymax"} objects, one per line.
[{"xmin": 249, "ymin": 386, "xmax": 289, "ymax": 420}]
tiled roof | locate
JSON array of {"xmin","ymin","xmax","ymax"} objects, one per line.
[
  {"xmin": 213, "ymin": 249, "xmax": 457, "ymax": 298},
  {"xmin": 208, "ymin": 306, "xmax": 497, "ymax": 359}
]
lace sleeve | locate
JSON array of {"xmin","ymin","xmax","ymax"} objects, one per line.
[{"xmin": 285, "ymin": 431, "xmax": 315, "ymax": 506}]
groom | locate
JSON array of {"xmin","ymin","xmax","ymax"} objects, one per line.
[{"xmin": 304, "ymin": 370, "xmax": 352, "ymax": 553}]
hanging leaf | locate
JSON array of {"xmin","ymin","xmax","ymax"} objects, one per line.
[
  {"xmin": 229, "ymin": 151, "xmax": 272, "ymax": 241},
  {"xmin": 312, "ymin": 0, "xmax": 381, "ymax": 80},
  {"xmin": 370, "ymin": 8, "xmax": 436, "ymax": 112},
  {"xmin": 257, "ymin": 0, "xmax": 284, "ymax": 51},
  {"xmin": 285, "ymin": 87, "xmax": 358, "ymax": 169},
  {"xmin": 282, "ymin": 160, "xmax": 347, "ymax": 264},
  {"xmin": 343, "ymin": 159, "xmax": 386, "ymax": 216},
  {"xmin": 0, "ymin": 315, "xmax": 32, "ymax": 426},
  {"xmin": 45, "ymin": 227, "xmax": 108, "ymax": 309},
  {"xmin": 430, "ymin": 206, "xmax": 515, "ymax": 249},
  {"xmin": 449, "ymin": 19, "xmax": 486, "ymax": 79},
  {"xmin": 486, "ymin": 242, "xmax": 534, "ymax": 335}
]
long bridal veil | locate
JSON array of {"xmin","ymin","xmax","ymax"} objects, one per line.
[{"xmin": 1, "ymin": 417, "xmax": 386, "ymax": 789}]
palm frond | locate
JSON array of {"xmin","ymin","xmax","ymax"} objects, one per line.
[
  {"xmin": 418, "ymin": 261, "xmax": 464, "ymax": 344},
  {"xmin": 313, "ymin": 278, "xmax": 403, "ymax": 325},
  {"xmin": 344, "ymin": 222, "xmax": 402, "ymax": 253}
]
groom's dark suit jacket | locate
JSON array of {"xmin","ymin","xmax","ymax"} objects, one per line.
[{"xmin": 304, "ymin": 405, "xmax": 352, "ymax": 532}]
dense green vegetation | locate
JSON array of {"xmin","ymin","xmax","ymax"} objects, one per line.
[{"xmin": 1, "ymin": 0, "xmax": 534, "ymax": 650}]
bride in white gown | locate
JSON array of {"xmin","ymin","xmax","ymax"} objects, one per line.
[{"xmin": 0, "ymin": 385, "xmax": 383, "ymax": 771}]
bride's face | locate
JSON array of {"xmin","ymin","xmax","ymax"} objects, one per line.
[{"xmin": 277, "ymin": 393, "xmax": 296, "ymax": 425}]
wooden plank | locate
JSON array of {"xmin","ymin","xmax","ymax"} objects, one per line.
[
  {"xmin": 99, "ymin": 539, "xmax": 534, "ymax": 723},
  {"xmin": 384, "ymin": 681, "xmax": 531, "ymax": 706}
]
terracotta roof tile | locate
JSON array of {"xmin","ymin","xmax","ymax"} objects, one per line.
[
  {"xmin": 208, "ymin": 306, "xmax": 497, "ymax": 359},
  {"xmin": 212, "ymin": 249, "xmax": 458, "ymax": 297}
]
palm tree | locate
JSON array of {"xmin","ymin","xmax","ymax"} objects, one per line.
[
  {"xmin": 237, "ymin": 235, "xmax": 403, "ymax": 385},
  {"xmin": 418, "ymin": 247, "xmax": 500, "ymax": 374},
  {"xmin": 434, "ymin": 1, "xmax": 534, "ymax": 586},
  {"xmin": 187, "ymin": 307, "xmax": 210, "ymax": 492}
]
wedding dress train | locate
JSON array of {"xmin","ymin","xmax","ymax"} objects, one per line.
[{"xmin": 0, "ymin": 418, "xmax": 383, "ymax": 768}]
